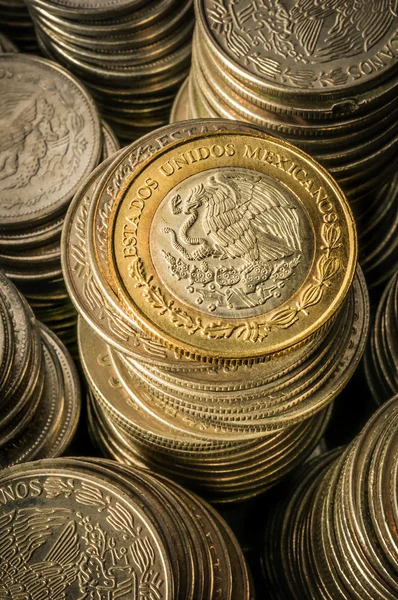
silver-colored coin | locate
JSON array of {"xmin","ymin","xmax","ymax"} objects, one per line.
[{"xmin": 0, "ymin": 54, "xmax": 102, "ymax": 230}]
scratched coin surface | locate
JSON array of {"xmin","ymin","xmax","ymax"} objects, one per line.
[
  {"xmin": 0, "ymin": 54, "xmax": 101, "ymax": 230},
  {"xmin": 108, "ymin": 129, "xmax": 356, "ymax": 362},
  {"xmin": 200, "ymin": 0, "xmax": 398, "ymax": 97}
]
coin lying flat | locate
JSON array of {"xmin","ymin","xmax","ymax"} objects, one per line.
[
  {"xmin": 107, "ymin": 129, "xmax": 356, "ymax": 362},
  {"xmin": 0, "ymin": 457, "xmax": 254, "ymax": 600},
  {"xmin": 0, "ymin": 54, "xmax": 101, "ymax": 230}
]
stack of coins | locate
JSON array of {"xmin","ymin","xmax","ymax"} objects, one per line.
[
  {"xmin": 364, "ymin": 269, "xmax": 398, "ymax": 405},
  {"xmin": 359, "ymin": 171, "xmax": 398, "ymax": 290},
  {"xmin": 0, "ymin": 457, "xmax": 254, "ymax": 599},
  {"xmin": 25, "ymin": 0, "xmax": 195, "ymax": 142},
  {"xmin": 263, "ymin": 395, "xmax": 398, "ymax": 600},
  {"xmin": 172, "ymin": 0, "xmax": 398, "ymax": 284},
  {"xmin": 62, "ymin": 118, "xmax": 369, "ymax": 503},
  {"xmin": 0, "ymin": 0, "xmax": 38, "ymax": 52},
  {"xmin": 0, "ymin": 53, "xmax": 119, "ymax": 351},
  {"xmin": 0, "ymin": 270, "xmax": 81, "ymax": 468},
  {"xmin": 80, "ymin": 316, "xmax": 333, "ymax": 504}
]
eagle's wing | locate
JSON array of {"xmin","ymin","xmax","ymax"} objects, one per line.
[
  {"xmin": 291, "ymin": 0, "xmax": 397, "ymax": 59},
  {"xmin": 0, "ymin": 507, "xmax": 74, "ymax": 567},
  {"xmin": 347, "ymin": 0, "xmax": 398, "ymax": 50},
  {"xmin": 29, "ymin": 521, "xmax": 80, "ymax": 600},
  {"xmin": 291, "ymin": 0, "xmax": 333, "ymax": 56},
  {"xmin": 204, "ymin": 181, "xmax": 261, "ymax": 261},
  {"xmin": 232, "ymin": 173, "xmax": 302, "ymax": 260}
]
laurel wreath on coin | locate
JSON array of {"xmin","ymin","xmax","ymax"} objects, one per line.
[{"xmin": 129, "ymin": 221, "xmax": 341, "ymax": 344}]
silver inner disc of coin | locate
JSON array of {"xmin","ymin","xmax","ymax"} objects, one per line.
[{"xmin": 151, "ymin": 166, "xmax": 314, "ymax": 319}]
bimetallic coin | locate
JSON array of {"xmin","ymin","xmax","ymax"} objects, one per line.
[{"xmin": 108, "ymin": 129, "xmax": 357, "ymax": 362}]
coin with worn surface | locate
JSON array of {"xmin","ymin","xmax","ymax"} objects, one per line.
[
  {"xmin": 198, "ymin": 0, "xmax": 398, "ymax": 102},
  {"xmin": 108, "ymin": 129, "xmax": 356, "ymax": 362},
  {"xmin": 0, "ymin": 54, "xmax": 102, "ymax": 230},
  {"xmin": 0, "ymin": 459, "xmax": 174, "ymax": 600}
]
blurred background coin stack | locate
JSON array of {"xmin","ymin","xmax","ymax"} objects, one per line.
[
  {"xmin": 0, "ymin": 53, "xmax": 119, "ymax": 354},
  {"xmin": 0, "ymin": 32, "xmax": 19, "ymax": 53},
  {"xmin": 0, "ymin": 0, "xmax": 39, "ymax": 52},
  {"xmin": 172, "ymin": 0, "xmax": 398, "ymax": 289},
  {"xmin": 62, "ymin": 119, "xmax": 370, "ymax": 504},
  {"xmin": 24, "ymin": 0, "xmax": 195, "ymax": 142},
  {"xmin": 263, "ymin": 394, "xmax": 398, "ymax": 600},
  {"xmin": 364, "ymin": 268, "xmax": 398, "ymax": 405},
  {"xmin": 0, "ymin": 457, "xmax": 254, "ymax": 600},
  {"xmin": 0, "ymin": 270, "xmax": 81, "ymax": 468}
]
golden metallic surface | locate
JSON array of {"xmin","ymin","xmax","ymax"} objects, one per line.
[{"xmin": 107, "ymin": 129, "xmax": 357, "ymax": 362}]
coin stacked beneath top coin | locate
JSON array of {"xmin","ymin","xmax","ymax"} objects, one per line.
[
  {"xmin": 0, "ymin": 0, "xmax": 38, "ymax": 52},
  {"xmin": 364, "ymin": 269, "xmax": 398, "ymax": 405},
  {"xmin": 0, "ymin": 457, "xmax": 254, "ymax": 600},
  {"xmin": 172, "ymin": 0, "xmax": 398, "ymax": 288},
  {"xmin": 25, "ymin": 0, "xmax": 195, "ymax": 142},
  {"xmin": 62, "ymin": 119, "xmax": 369, "ymax": 503},
  {"xmin": 263, "ymin": 394, "xmax": 398, "ymax": 600},
  {"xmin": 0, "ymin": 53, "xmax": 119, "ymax": 352},
  {"xmin": 0, "ymin": 270, "xmax": 81, "ymax": 468}
]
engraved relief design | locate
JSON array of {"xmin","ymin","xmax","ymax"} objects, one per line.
[
  {"xmin": 0, "ymin": 478, "xmax": 164, "ymax": 599},
  {"xmin": 154, "ymin": 170, "xmax": 304, "ymax": 318},
  {"xmin": 0, "ymin": 67, "xmax": 89, "ymax": 213},
  {"xmin": 206, "ymin": 0, "xmax": 398, "ymax": 86},
  {"xmin": 133, "ymin": 165, "xmax": 341, "ymax": 342}
]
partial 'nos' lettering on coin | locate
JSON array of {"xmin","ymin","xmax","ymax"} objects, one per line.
[
  {"xmin": 204, "ymin": 0, "xmax": 398, "ymax": 88},
  {"xmin": 151, "ymin": 167, "xmax": 312, "ymax": 318},
  {"xmin": 0, "ymin": 475, "xmax": 166, "ymax": 599}
]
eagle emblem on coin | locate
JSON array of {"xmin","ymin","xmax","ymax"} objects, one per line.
[{"xmin": 161, "ymin": 172, "xmax": 302, "ymax": 314}]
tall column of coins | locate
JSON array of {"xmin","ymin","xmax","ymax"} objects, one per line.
[
  {"xmin": 0, "ymin": 0, "xmax": 39, "ymax": 52},
  {"xmin": 263, "ymin": 395, "xmax": 398, "ymax": 600},
  {"xmin": 0, "ymin": 457, "xmax": 254, "ymax": 600},
  {"xmin": 62, "ymin": 119, "xmax": 370, "ymax": 503},
  {"xmin": 0, "ymin": 270, "xmax": 81, "ymax": 467},
  {"xmin": 364, "ymin": 269, "xmax": 398, "ymax": 405},
  {"xmin": 171, "ymin": 0, "xmax": 398, "ymax": 289},
  {"xmin": 0, "ymin": 54, "xmax": 119, "ymax": 352},
  {"xmin": 24, "ymin": 0, "xmax": 195, "ymax": 142}
]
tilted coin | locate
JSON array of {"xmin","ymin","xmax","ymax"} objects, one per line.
[
  {"xmin": 197, "ymin": 0, "xmax": 398, "ymax": 108},
  {"xmin": 107, "ymin": 129, "xmax": 357, "ymax": 362},
  {"xmin": 0, "ymin": 54, "xmax": 102, "ymax": 230}
]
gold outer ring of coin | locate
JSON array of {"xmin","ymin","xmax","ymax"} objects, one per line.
[{"xmin": 107, "ymin": 129, "xmax": 357, "ymax": 363}]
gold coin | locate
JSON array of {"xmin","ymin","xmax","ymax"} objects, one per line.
[{"xmin": 108, "ymin": 129, "xmax": 357, "ymax": 363}]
